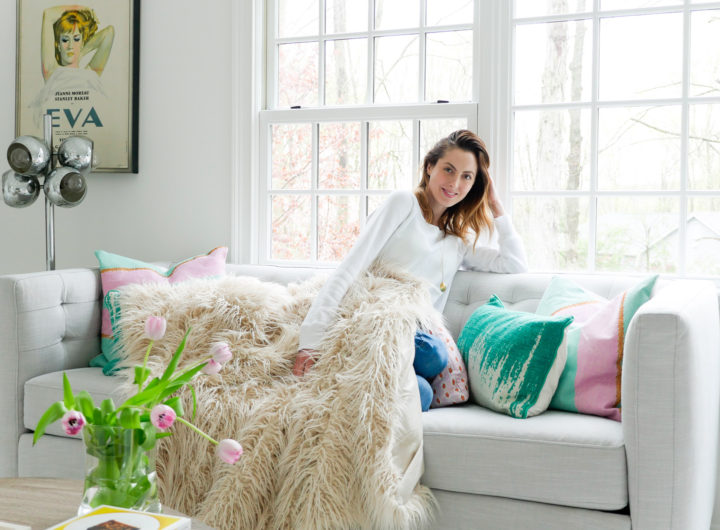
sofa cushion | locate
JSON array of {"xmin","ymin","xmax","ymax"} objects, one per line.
[
  {"xmin": 92, "ymin": 247, "xmax": 228, "ymax": 374},
  {"xmin": 458, "ymin": 296, "xmax": 573, "ymax": 418},
  {"xmin": 24, "ymin": 367, "xmax": 127, "ymax": 439},
  {"xmin": 421, "ymin": 404, "xmax": 627, "ymax": 510},
  {"xmin": 536, "ymin": 275, "xmax": 658, "ymax": 421}
]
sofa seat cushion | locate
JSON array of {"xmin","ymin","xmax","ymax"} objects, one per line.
[
  {"xmin": 421, "ymin": 404, "xmax": 627, "ymax": 511},
  {"xmin": 24, "ymin": 367, "xmax": 127, "ymax": 439}
]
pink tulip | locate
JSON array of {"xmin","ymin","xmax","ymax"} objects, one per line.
[
  {"xmin": 210, "ymin": 342, "xmax": 233, "ymax": 364},
  {"xmin": 144, "ymin": 316, "xmax": 167, "ymax": 341},
  {"xmin": 217, "ymin": 439, "xmax": 243, "ymax": 464},
  {"xmin": 202, "ymin": 359, "xmax": 222, "ymax": 375},
  {"xmin": 61, "ymin": 410, "xmax": 85, "ymax": 436},
  {"xmin": 150, "ymin": 404, "xmax": 176, "ymax": 430}
]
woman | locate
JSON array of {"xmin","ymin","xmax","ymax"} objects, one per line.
[
  {"xmin": 30, "ymin": 6, "xmax": 114, "ymax": 126},
  {"xmin": 293, "ymin": 130, "xmax": 528, "ymax": 394}
]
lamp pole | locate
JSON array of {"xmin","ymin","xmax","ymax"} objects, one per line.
[{"xmin": 43, "ymin": 114, "xmax": 55, "ymax": 271}]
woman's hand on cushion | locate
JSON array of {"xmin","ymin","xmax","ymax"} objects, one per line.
[{"xmin": 293, "ymin": 348, "xmax": 319, "ymax": 377}]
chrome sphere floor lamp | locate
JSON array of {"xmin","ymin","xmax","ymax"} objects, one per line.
[{"xmin": 2, "ymin": 114, "xmax": 92, "ymax": 270}]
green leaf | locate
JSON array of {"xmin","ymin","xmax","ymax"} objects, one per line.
[
  {"xmin": 33, "ymin": 401, "xmax": 67, "ymax": 445},
  {"xmin": 62, "ymin": 373, "xmax": 75, "ymax": 410},
  {"xmin": 189, "ymin": 384, "xmax": 198, "ymax": 421},
  {"xmin": 160, "ymin": 328, "xmax": 191, "ymax": 383},
  {"xmin": 93, "ymin": 408, "xmax": 103, "ymax": 425},
  {"xmin": 75, "ymin": 391, "xmax": 95, "ymax": 419},
  {"xmin": 140, "ymin": 423, "xmax": 157, "ymax": 451},
  {"xmin": 133, "ymin": 366, "xmax": 151, "ymax": 387},
  {"xmin": 118, "ymin": 408, "xmax": 141, "ymax": 429},
  {"xmin": 156, "ymin": 432, "xmax": 174, "ymax": 439},
  {"xmin": 163, "ymin": 396, "xmax": 184, "ymax": 418},
  {"xmin": 100, "ymin": 399, "xmax": 116, "ymax": 425}
]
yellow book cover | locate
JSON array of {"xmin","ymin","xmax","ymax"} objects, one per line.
[{"xmin": 47, "ymin": 505, "xmax": 191, "ymax": 530}]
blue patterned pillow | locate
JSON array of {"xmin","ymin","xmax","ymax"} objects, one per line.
[{"xmin": 457, "ymin": 295, "xmax": 573, "ymax": 418}]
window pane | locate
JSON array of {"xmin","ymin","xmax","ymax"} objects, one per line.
[
  {"xmin": 513, "ymin": 197, "xmax": 590, "ymax": 271},
  {"xmin": 325, "ymin": 39, "xmax": 368, "ymax": 105},
  {"xmin": 374, "ymin": 35, "xmax": 420, "ymax": 103},
  {"xmin": 596, "ymin": 196, "xmax": 679, "ymax": 273},
  {"xmin": 420, "ymin": 118, "xmax": 468, "ymax": 160},
  {"xmin": 375, "ymin": 0, "xmax": 419, "ymax": 30},
  {"xmin": 427, "ymin": 0, "xmax": 473, "ymax": 26},
  {"xmin": 686, "ymin": 197, "xmax": 720, "ymax": 275},
  {"xmin": 271, "ymin": 195, "xmax": 311, "ymax": 260},
  {"xmin": 513, "ymin": 108, "xmax": 590, "ymax": 191},
  {"xmin": 514, "ymin": 0, "xmax": 591, "ymax": 18},
  {"xmin": 599, "ymin": 13, "xmax": 682, "ymax": 100},
  {"xmin": 279, "ymin": 0, "xmax": 318, "ymax": 37},
  {"xmin": 602, "ymin": 0, "xmax": 681, "ymax": 8},
  {"xmin": 367, "ymin": 194, "xmax": 390, "ymax": 216},
  {"xmin": 689, "ymin": 104, "xmax": 720, "ymax": 190},
  {"xmin": 318, "ymin": 195, "xmax": 361, "ymax": 261},
  {"xmin": 319, "ymin": 122, "xmax": 361, "ymax": 189},
  {"xmin": 271, "ymin": 123, "xmax": 312, "ymax": 189},
  {"xmin": 425, "ymin": 31, "xmax": 473, "ymax": 102},
  {"xmin": 690, "ymin": 10, "xmax": 720, "ymax": 97},
  {"xmin": 326, "ymin": 0, "xmax": 368, "ymax": 34},
  {"xmin": 598, "ymin": 105, "xmax": 680, "ymax": 190},
  {"xmin": 368, "ymin": 120, "xmax": 414, "ymax": 189},
  {"xmin": 278, "ymin": 42, "xmax": 319, "ymax": 107},
  {"xmin": 514, "ymin": 20, "xmax": 592, "ymax": 105}
]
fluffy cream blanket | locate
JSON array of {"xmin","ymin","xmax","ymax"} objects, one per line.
[{"xmin": 115, "ymin": 265, "xmax": 440, "ymax": 529}]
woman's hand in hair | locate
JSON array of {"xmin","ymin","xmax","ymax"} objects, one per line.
[
  {"xmin": 486, "ymin": 175, "xmax": 505, "ymax": 218},
  {"xmin": 293, "ymin": 348, "xmax": 319, "ymax": 377}
]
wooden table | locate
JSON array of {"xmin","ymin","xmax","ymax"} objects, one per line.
[{"xmin": 0, "ymin": 478, "xmax": 214, "ymax": 529}]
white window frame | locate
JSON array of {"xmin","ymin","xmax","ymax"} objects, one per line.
[
  {"xmin": 508, "ymin": 0, "xmax": 720, "ymax": 278},
  {"xmin": 257, "ymin": 0, "xmax": 490, "ymax": 266}
]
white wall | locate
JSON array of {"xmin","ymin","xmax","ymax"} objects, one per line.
[{"xmin": 0, "ymin": 0, "xmax": 237, "ymax": 275}]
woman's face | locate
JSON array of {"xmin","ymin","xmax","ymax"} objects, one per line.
[
  {"xmin": 58, "ymin": 25, "xmax": 83, "ymax": 66},
  {"xmin": 425, "ymin": 147, "xmax": 478, "ymax": 213}
]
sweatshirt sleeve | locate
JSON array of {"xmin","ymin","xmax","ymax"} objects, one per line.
[
  {"xmin": 461, "ymin": 215, "xmax": 528, "ymax": 273},
  {"xmin": 298, "ymin": 191, "xmax": 416, "ymax": 351}
]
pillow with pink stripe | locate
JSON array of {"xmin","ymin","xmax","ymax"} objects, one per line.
[
  {"xmin": 90, "ymin": 247, "xmax": 228, "ymax": 374},
  {"xmin": 428, "ymin": 323, "xmax": 470, "ymax": 408},
  {"xmin": 535, "ymin": 275, "xmax": 657, "ymax": 421}
]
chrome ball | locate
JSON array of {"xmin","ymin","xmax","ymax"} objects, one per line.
[
  {"xmin": 44, "ymin": 167, "xmax": 87, "ymax": 207},
  {"xmin": 2, "ymin": 170, "xmax": 40, "ymax": 207},
  {"xmin": 7, "ymin": 136, "xmax": 50, "ymax": 175},
  {"xmin": 57, "ymin": 136, "xmax": 94, "ymax": 171}
]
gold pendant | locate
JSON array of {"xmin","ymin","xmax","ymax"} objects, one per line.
[{"xmin": 440, "ymin": 282, "xmax": 446, "ymax": 292}]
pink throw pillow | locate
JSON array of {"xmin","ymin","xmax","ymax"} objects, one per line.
[{"xmin": 429, "ymin": 324, "xmax": 469, "ymax": 408}]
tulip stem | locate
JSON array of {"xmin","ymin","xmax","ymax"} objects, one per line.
[
  {"xmin": 175, "ymin": 416, "xmax": 218, "ymax": 445},
  {"xmin": 138, "ymin": 340, "xmax": 154, "ymax": 390}
]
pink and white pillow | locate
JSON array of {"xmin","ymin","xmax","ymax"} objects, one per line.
[{"xmin": 428, "ymin": 323, "xmax": 469, "ymax": 408}]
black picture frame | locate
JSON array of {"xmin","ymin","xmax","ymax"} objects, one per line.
[{"xmin": 15, "ymin": 0, "xmax": 140, "ymax": 173}]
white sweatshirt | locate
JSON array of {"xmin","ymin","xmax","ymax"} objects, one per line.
[{"xmin": 298, "ymin": 190, "xmax": 528, "ymax": 351}]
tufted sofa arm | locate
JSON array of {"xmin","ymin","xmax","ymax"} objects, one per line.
[
  {"xmin": 0, "ymin": 269, "xmax": 102, "ymax": 477},
  {"xmin": 623, "ymin": 279, "xmax": 720, "ymax": 530}
]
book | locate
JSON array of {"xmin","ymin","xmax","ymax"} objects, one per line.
[
  {"xmin": 47, "ymin": 505, "xmax": 191, "ymax": 530},
  {"xmin": 0, "ymin": 521, "xmax": 31, "ymax": 530}
]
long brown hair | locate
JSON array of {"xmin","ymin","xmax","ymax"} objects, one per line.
[{"xmin": 414, "ymin": 129, "xmax": 494, "ymax": 248}]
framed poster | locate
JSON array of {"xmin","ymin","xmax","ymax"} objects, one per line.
[{"xmin": 15, "ymin": 0, "xmax": 140, "ymax": 173}]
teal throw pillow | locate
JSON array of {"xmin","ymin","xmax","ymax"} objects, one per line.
[{"xmin": 457, "ymin": 295, "xmax": 573, "ymax": 419}]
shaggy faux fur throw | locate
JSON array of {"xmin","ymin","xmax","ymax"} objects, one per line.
[{"xmin": 115, "ymin": 265, "xmax": 440, "ymax": 529}]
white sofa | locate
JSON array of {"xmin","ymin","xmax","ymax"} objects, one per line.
[{"xmin": 1, "ymin": 264, "xmax": 719, "ymax": 529}]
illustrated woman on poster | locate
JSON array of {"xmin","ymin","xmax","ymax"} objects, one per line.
[{"xmin": 30, "ymin": 6, "xmax": 114, "ymax": 126}]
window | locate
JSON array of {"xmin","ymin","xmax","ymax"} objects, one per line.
[
  {"xmin": 511, "ymin": 1, "xmax": 720, "ymax": 276},
  {"xmin": 256, "ymin": 0, "xmax": 720, "ymax": 277},
  {"xmin": 260, "ymin": 0, "xmax": 475, "ymax": 264}
]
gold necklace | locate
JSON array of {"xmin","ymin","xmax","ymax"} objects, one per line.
[{"xmin": 439, "ymin": 236, "xmax": 447, "ymax": 292}]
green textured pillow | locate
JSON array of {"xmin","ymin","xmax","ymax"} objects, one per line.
[{"xmin": 457, "ymin": 295, "xmax": 574, "ymax": 419}]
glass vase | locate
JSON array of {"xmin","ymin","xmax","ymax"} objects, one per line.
[{"xmin": 79, "ymin": 424, "xmax": 161, "ymax": 515}]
